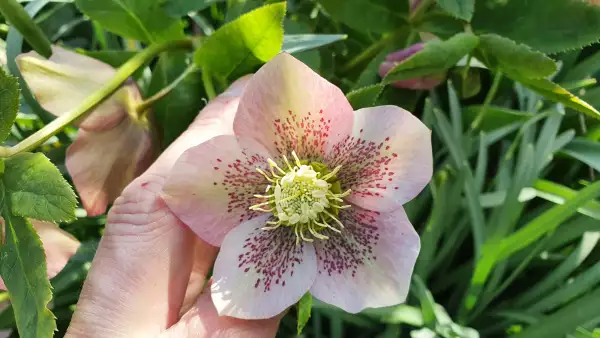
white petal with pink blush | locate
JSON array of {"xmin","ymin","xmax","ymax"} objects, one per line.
[{"xmin": 162, "ymin": 52, "xmax": 432, "ymax": 319}]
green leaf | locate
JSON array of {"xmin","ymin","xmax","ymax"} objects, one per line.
[
  {"xmin": 477, "ymin": 34, "xmax": 557, "ymax": 79},
  {"xmin": 413, "ymin": 276, "xmax": 437, "ymax": 326},
  {"xmin": 472, "ymin": 0, "xmax": 600, "ymax": 54},
  {"xmin": 0, "ymin": 66, "xmax": 19, "ymax": 143},
  {"xmin": 563, "ymin": 50, "xmax": 600, "ymax": 82},
  {"xmin": 417, "ymin": 11, "xmax": 464, "ymax": 39},
  {"xmin": 436, "ymin": 0, "xmax": 474, "ymax": 21},
  {"xmin": 297, "ymin": 292, "xmax": 312, "ymax": 335},
  {"xmin": 162, "ymin": 0, "xmax": 222, "ymax": 17},
  {"xmin": 513, "ymin": 286, "xmax": 600, "ymax": 338},
  {"xmin": 382, "ymin": 33, "xmax": 479, "ymax": 84},
  {"xmin": 347, "ymin": 84, "xmax": 384, "ymax": 110},
  {"xmin": 0, "ymin": 0, "xmax": 51, "ymax": 58},
  {"xmin": 561, "ymin": 138, "xmax": 600, "ymax": 172},
  {"xmin": 0, "ymin": 208, "xmax": 56, "ymax": 338},
  {"xmin": 194, "ymin": 2, "xmax": 286, "ymax": 79},
  {"xmin": 498, "ymin": 180, "xmax": 600, "ymax": 260},
  {"xmin": 3, "ymin": 153, "xmax": 77, "ymax": 222},
  {"xmin": 282, "ymin": 34, "xmax": 346, "ymax": 54},
  {"xmin": 507, "ymin": 73, "xmax": 600, "ymax": 120},
  {"xmin": 318, "ymin": 0, "xmax": 408, "ymax": 34},
  {"xmin": 74, "ymin": 0, "xmax": 185, "ymax": 43},
  {"xmin": 147, "ymin": 51, "xmax": 206, "ymax": 148},
  {"xmin": 517, "ymin": 231, "xmax": 600, "ymax": 308},
  {"xmin": 463, "ymin": 105, "xmax": 533, "ymax": 131}
]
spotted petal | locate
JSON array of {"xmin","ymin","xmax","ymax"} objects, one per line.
[
  {"xmin": 162, "ymin": 135, "xmax": 274, "ymax": 247},
  {"xmin": 327, "ymin": 106, "xmax": 432, "ymax": 212},
  {"xmin": 310, "ymin": 206, "xmax": 420, "ymax": 313},
  {"xmin": 0, "ymin": 219, "xmax": 80, "ymax": 290},
  {"xmin": 211, "ymin": 214, "xmax": 317, "ymax": 319},
  {"xmin": 16, "ymin": 46, "xmax": 133, "ymax": 131},
  {"xmin": 66, "ymin": 118, "xmax": 153, "ymax": 216},
  {"xmin": 234, "ymin": 53, "xmax": 354, "ymax": 160}
]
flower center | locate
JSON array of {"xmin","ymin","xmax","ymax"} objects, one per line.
[{"xmin": 250, "ymin": 151, "xmax": 351, "ymax": 244}]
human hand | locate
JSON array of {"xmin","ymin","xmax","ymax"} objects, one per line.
[{"xmin": 65, "ymin": 75, "xmax": 282, "ymax": 338}]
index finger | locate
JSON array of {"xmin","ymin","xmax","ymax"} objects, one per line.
[{"xmin": 66, "ymin": 76, "xmax": 251, "ymax": 338}]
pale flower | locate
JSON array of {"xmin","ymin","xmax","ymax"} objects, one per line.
[
  {"xmin": 162, "ymin": 53, "xmax": 432, "ymax": 319},
  {"xmin": 17, "ymin": 46, "xmax": 154, "ymax": 216}
]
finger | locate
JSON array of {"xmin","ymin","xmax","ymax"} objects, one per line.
[
  {"xmin": 66, "ymin": 76, "xmax": 252, "ymax": 338},
  {"xmin": 163, "ymin": 287, "xmax": 282, "ymax": 338},
  {"xmin": 179, "ymin": 238, "xmax": 218, "ymax": 316}
]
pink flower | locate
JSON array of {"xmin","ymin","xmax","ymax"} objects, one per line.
[
  {"xmin": 0, "ymin": 219, "xmax": 80, "ymax": 290},
  {"xmin": 379, "ymin": 42, "xmax": 446, "ymax": 90},
  {"xmin": 17, "ymin": 46, "xmax": 154, "ymax": 216},
  {"xmin": 162, "ymin": 53, "xmax": 432, "ymax": 319}
]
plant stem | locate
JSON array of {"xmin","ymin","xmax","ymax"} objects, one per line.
[
  {"xmin": 135, "ymin": 63, "xmax": 198, "ymax": 115},
  {"xmin": 410, "ymin": 0, "xmax": 435, "ymax": 21},
  {"xmin": 339, "ymin": 31, "xmax": 399, "ymax": 74},
  {"xmin": 471, "ymin": 71, "xmax": 503, "ymax": 130},
  {"xmin": 202, "ymin": 68, "xmax": 217, "ymax": 100},
  {"xmin": 0, "ymin": 38, "xmax": 194, "ymax": 157}
]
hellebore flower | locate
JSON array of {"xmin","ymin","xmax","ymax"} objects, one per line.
[
  {"xmin": 379, "ymin": 42, "xmax": 446, "ymax": 90},
  {"xmin": 17, "ymin": 46, "xmax": 154, "ymax": 216},
  {"xmin": 0, "ymin": 219, "xmax": 80, "ymax": 290},
  {"xmin": 162, "ymin": 53, "xmax": 432, "ymax": 319}
]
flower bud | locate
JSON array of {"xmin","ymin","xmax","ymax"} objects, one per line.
[{"xmin": 379, "ymin": 42, "xmax": 446, "ymax": 90}]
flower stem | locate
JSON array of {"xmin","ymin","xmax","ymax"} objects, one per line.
[
  {"xmin": 471, "ymin": 71, "xmax": 503, "ymax": 130},
  {"xmin": 202, "ymin": 68, "xmax": 217, "ymax": 100},
  {"xmin": 135, "ymin": 63, "xmax": 198, "ymax": 115},
  {"xmin": 339, "ymin": 31, "xmax": 400, "ymax": 74},
  {"xmin": 0, "ymin": 38, "xmax": 194, "ymax": 157},
  {"xmin": 410, "ymin": 0, "xmax": 435, "ymax": 21}
]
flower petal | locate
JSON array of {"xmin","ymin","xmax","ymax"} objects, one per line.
[
  {"xmin": 162, "ymin": 135, "xmax": 274, "ymax": 247},
  {"xmin": 211, "ymin": 214, "xmax": 317, "ymax": 319},
  {"xmin": 66, "ymin": 118, "xmax": 153, "ymax": 216},
  {"xmin": 0, "ymin": 219, "xmax": 80, "ymax": 290},
  {"xmin": 234, "ymin": 53, "xmax": 354, "ymax": 159},
  {"xmin": 16, "ymin": 46, "xmax": 134, "ymax": 131},
  {"xmin": 327, "ymin": 105, "xmax": 432, "ymax": 211},
  {"xmin": 310, "ymin": 206, "xmax": 419, "ymax": 313}
]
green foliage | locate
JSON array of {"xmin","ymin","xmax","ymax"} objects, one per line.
[
  {"xmin": 74, "ymin": 0, "xmax": 185, "ymax": 43},
  {"xmin": 147, "ymin": 51, "xmax": 205, "ymax": 148},
  {"xmin": 435, "ymin": 0, "xmax": 474, "ymax": 22},
  {"xmin": 561, "ymin": 138, "xmax": 600, "ymax": 172},
  {"xmin": 162, "ymin": 0, "xmax": 222, "ymax": 17},
  {"xmin": 2, "ymin": 1, "xmax": 600, "ymax": 337},
  {"xmin": 509, "ymin": 74, "xmax": 600, "ymax": 120},
  {"xmin": 297, "ymin": 292, "xmax": 312, "ymax": 335},
  {"xmin": 346, "ymin": 84, "xmax": 384, "ymax": 109},
  {"xmin": 282, "ymin": 34, "xmax": 346, "ymax": 54},
  {"xmin": 194, "ymin": 2, "xmax": 286, "ymax": 79},
  {"xmin": 0, "ymin": 208, "xmax": 55, "ymax": 338},
  {"xmin": 477, "ymin": 34, "xmax": 557, "ymax": 78},
  {"xmin": 0, "ymin": 0, "xmax": 51, "ymax": 57},
  {"xmin": 3, "ymin": 153, "xmax": 77, "ymax": 222},
  {"xmin": 0, "ymin": 67, "xmax": 19, "ymax": 143},
  {"xmin": 472, "ymin": 0, "xmax": 600, "ymax": 53},
  {"xmin": 318, "ymin": 0, "xmax": 408, "ymax": 34},
  {"xmin": 382, "ymin": 33, "xmax": 479, "ymax": 84}
]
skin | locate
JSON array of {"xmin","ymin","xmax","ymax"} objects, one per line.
[{"xmin": 65, "ymin": 76, "xmax": 282, "ymax": 338}]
